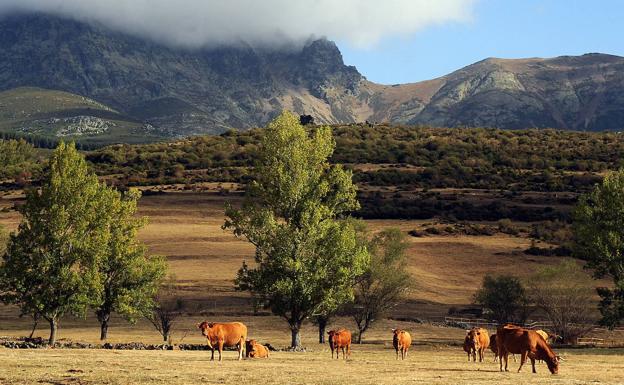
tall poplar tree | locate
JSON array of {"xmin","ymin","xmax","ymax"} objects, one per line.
[{"xmin": 224, "ymin": 111, "xmax": 369, "ymax": 348}]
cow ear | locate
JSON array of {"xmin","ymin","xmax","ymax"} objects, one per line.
[{"xmin": 207, "ymin": 322, "xmax": 214, "ymax": 328}]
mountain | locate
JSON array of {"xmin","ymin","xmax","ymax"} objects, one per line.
[
  {"xmin": 1, "ymin": 13, "xmax": 623, "ymax": 141},
  {"xmin": 372, "ymin": 55, "xmax": 624, "ymax": 131}
]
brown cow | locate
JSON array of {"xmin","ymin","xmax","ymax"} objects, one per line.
[
  {"xmin": 392, "ymin": 329, "xmax": 412, "ymax": 360},
  {"xmin": 497, "ymin": 325, "xmax": 559, "ymax": 374},
  {"xmin": 490, "ymin": 333, "xmax": 498, "ymax": 362},
  {"xmin": 328, "ymin": 329, "xmax": 351, "ymax": 360},
  {"xmin": 463, "ymin": 334, "xmax": 475, "ymax": 361},
  {"xmin": 197, "ymin": 321, "xmax": 247, "ymax": 361},
  {"xmin": 245, "ymin": 339, "xmax": 269, "ymax": 358},
  {"xmin": 490, "ymin": 333, "xmax": 517, "ymax": 363},
  {"xmin": 465, "ymin": 327, "xmax": 490, "ymax": 362}
]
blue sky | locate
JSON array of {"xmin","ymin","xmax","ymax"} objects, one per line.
[{"xmin": 338, "ymin": 0, "xmax": 623, "ymax": 84}]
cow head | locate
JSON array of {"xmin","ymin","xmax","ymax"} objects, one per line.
[
  {"xmin": 246, "ymin": 339, "xmax": 258, "ymax": 357},
  {"xmin": 546, "ymin": 355, "xmax": 559, "ymax": 374},
  {"xmin": 197, "ymin": 321, "xmax": 216, "ymax": 346},
  {"xmin": 327, "ymin": 330, "xmax": 341, "ymax": 347},
  {"xmin": 466, "ymin": 328, "xmax": 482, "ymax": 349},
  {"xmin": 392, "ymin": 328, "xmax": 406, "ymax": 339}
]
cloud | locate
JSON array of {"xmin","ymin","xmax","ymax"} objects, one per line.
[{"xmin": 0, "ymin": 0, "xmax": 476, "ymax": 49}]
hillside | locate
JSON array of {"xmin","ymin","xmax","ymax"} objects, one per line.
[
  {"xmin": 0, "ymin": 13, "xmax": 623, "ymax": 140},
  {"xmin": 0, "ymin": 87, "xmax": 169, "ymax": 145}
]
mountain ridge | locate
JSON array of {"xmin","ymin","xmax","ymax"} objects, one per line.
[{"xmin": 1, "ymin": 13, "xmax": 623, "ymax": 139}]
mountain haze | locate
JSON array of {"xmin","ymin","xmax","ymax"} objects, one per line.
[{"xmin": 1, "ymin": 13, "xmax": 623, "ymax": 140}]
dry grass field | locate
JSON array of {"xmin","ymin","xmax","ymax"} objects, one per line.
[
  {"xmin": 1, "ymin": 345, "xmax": 624, "ymax": 385},
  {"xmin": 1, "ymin": 188, "xmax": 623, "ymax": 384}
]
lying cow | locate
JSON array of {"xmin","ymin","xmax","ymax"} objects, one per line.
[
  {"xmin": 328, "ymin": 329, "xmax": 351, "ymax": 360},
  {"xmin": 465, "ymin": 327, "xmax": 490, "ymax": 362},
  {"xmin": 497, "ymin": 325, "xmax": 559, "ymax": 374},
  {"xmin": 245, "ymin": 339, "xmax": 269, "ymax": 358},
  {"xmin": 392, "ymin": 329, "xmax": 412, "ymax": 360},
  {"xmin": 197, "ymin": 321, "xmax": 247, "ymax": 361}
]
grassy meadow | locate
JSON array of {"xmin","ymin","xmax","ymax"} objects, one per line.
[{"xmin": 1, "ymin": 345, "xmax": 624, "ymax": 385}]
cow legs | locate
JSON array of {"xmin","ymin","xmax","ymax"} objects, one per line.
[
  {"xmin": 238, "ymin": 338, "xmax": 243, "ymax": 361},
  {"xmin": 500, "ymin": 352, "xmax": 509, "ymax": 372},
  {"xmin": 531, "ymin": 358, "xmax": 536, "ymax": 373},
  {"xmin": 518, "ymin": 351, "xmax": 528, "ymax": 373},
  {"xmin": 396, "ymin": 349, "xmax": 399, "ymax": 360},
  {"xmin": 218, "ymin": 340, "xmax": 224, "ymax": 362},
  {"xmin": 210, "ymin": 347, "xmax": 215, "ymax": 361}
]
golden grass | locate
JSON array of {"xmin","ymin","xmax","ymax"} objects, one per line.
[{"xmin": 1, "ymin": 345, "xmax": 623, "ymax": 385}]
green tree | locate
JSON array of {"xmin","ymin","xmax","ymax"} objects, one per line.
[
  {"xmin": 574, "ymin": 169, "xmax": 624, "ymax": 327},
  {"xmin": 0, "ymin": 139, "xmax": 37, "ymax": 179},
  {"xmin": 94, "ymin": 188, "xmax": 166, "ymax": 341},
  {"xmin": 224, "ymin": 111, "xmax": 369, "ymax": 348},
  {"xmin": 526, "ymin": 260, "xmax": 595, "ymax": 343},
  {"xmin": 474, "ymin": 275, "xmax": 530, "ymax": 324},
  {"xmin": 348, "ymin": 227, "xmax": 412, "ymax": 343},
  {"xmin": 0, "ymin": 224, "xmax": 7, "ymax": 256},
  {"xmin": 0, "ymin": 142, "xmax": 111, "ymax": 345}
]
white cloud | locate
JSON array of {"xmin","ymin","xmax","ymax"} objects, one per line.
[{"xmin": 0, "ymin": 0, "xmax": 476, "ymax": 49}]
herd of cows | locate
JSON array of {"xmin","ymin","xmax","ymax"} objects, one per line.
[{"xmin": 196, "ymin": 321, "xmax": 561, "ymax": 374}]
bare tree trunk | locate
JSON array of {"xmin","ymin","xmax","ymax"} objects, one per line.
[
  {"xmin": 48, "ymin": 317, "xmax": 58, "ymax": 346},
  {"xmin": 98, "ymin": 311, "xmax": 111, "ymax": 341},
  {"xmin": 317, "ymin": 317, "xmax": 327, "ymax": 344},
  {"xmin": 100, "ymin": 319, "xmax": 109, "ymax": 341},
  {"xmin": 290, "ymin": 323, "xmax": 302, "ymax": 348},
  {"xmin": 28, "ymin": 314, "xmax": 39, "ymax": 339}
]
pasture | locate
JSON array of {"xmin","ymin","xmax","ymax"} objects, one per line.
[
  {"xmin": 1, "ymin": 187, "xmax": 623, "ymax": 384},
  {"xmin": 1, "ymin": 344, "xmax": 623, "ymax": 385}
]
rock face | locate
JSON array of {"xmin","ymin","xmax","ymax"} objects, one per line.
[{"xmin": 1, "ymin": 13, "xmax": 623, "ymax": 135}]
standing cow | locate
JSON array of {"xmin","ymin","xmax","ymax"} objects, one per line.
[
  {"xmin": 328, "ymin": 329, "xmax": 351, "ymax": 360},
  {"xmin": 392, "ymin": 329, "xmax": 412, "ymax": 360},
  {"xmin": 197, "ymin": 321, "xmax": 247, "ymax": 361},
  {"xmin": 465, "ymin": 327, "xmax": 490, "ymax": 362},
  {"xmin": 497, "ymin": 325, "xmax": 559, "ymax": 374}
]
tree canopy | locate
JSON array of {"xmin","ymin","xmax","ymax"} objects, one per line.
[
  {"xmin": 224, "ymin": 111, "xmax": 369, "ymax": 348},
  {"xmin": 95, "ymin": 188, "xmax": 166, "ymax": 340},
  {"xmin": 0, "ymin": 142, "xmax": 111, "ymax": 344},
  {"xmin": 348, "ymin": 227, "xmax": 412, "ymax": 343},
  {"xmin": 527, "ymin": 260, "xmax": 595, "ymax": 343},
  {"xmin": 474, "ymin": 275, "xmax": 530, "ymax": 324},
  {"xmin": 574, "ymin": 169, "xmax": 624, "ymax": 327}
]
